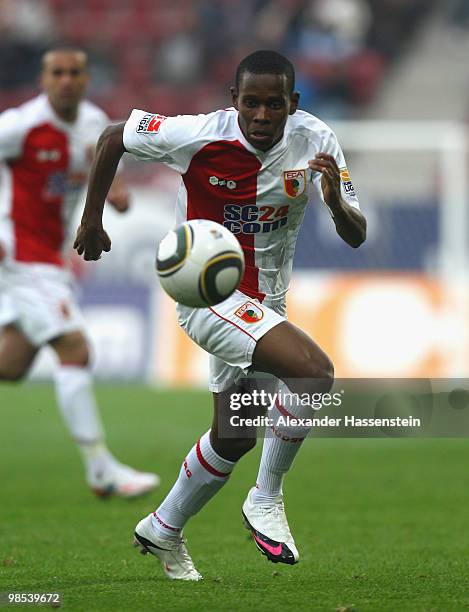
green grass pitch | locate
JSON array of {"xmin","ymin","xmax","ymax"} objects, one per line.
[{"xmin": 1, "ymin": 384, "xmax": 469, "ymax": 611}]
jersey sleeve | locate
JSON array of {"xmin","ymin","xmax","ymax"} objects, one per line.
[
  {"xmin": 123, "ymin": 109, "xmax": 207, "ymax": 173},
  {"xmin": 0, "ymin": 108, "xmax": 27, "ymax": 161},
  {"xmin": 323, "ymin": 129, "xmax": 360, "ymax": 211}
]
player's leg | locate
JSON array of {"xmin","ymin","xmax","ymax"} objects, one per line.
[
  {"xmin": 49, "ymin": 330, "xmax": 159, "ymax": 497},
  {"xmin": 252, "ymin": 319, "xmax": 333, "ymax": 501},
  {"xmin": 0, "ymin": 324, "xmax": 38, "ymax": 381},
  {"xmin": 134, "ymin": 384, "xmax": 257, "ymax": 581},
  {"xmin": 253, "ymin": 319, "xmax": 334, "ymax": 392},
  {"xmin": 133, "ymin": 293, "xmax": 284, "ymax": 580},
  {"xmin": 242, "ymin": 320, "xmax": 334, "ymax": 564},
  {"xmin": 150, "ymin": 383, "xmax": 258, "ymax": 536}
]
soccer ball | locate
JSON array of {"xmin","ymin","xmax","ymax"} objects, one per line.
[{"xmin": 156, "ymin": 219, "xmax": 245, "ymax": 307}]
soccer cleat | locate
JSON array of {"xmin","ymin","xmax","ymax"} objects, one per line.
[
  {"xmin": 242, "ymin": 487, "xmax": 299, "ymax": 565},
  {"xmin": 133, "ymin": 513, "xmax": 202, "ymax": 581},
  {"xmin": 89, "ymin": 464, "xmax": 160, "ymax": 499}
]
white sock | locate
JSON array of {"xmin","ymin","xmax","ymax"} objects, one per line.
[
  {"xmin": 54, "ymin": 365, "xmax": 114, "ymax": 479},
  {"xmin": 153, "ymin": 430, "xmax": 235, "ymax": 541},
  {"xmin": 252, "ymin": 381, "xmax": 313, "ymax": 504}
]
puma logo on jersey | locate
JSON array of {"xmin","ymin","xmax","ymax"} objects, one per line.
[{"xmin": 209, "ymin": 176, "xmax": 237, "ymax": 190}]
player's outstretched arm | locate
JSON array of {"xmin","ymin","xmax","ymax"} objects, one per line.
[
  {"xmin": 73, "ymin": 122, "xmax": 126, "ymax": 260},
  {"xmin": 308, "ymin": 153, "xmax": 366, "ymax": 248}
]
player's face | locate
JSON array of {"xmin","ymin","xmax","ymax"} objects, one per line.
[
  {"xmin": 232, "ymin": 72, "xmax": 299, "ymax": 151},
  {"xmin": 40, "ymin": 51, "xmax": 89, "ymax": 114}
]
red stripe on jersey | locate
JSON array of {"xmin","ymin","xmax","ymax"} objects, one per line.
[
  {"xmin": 10, "ymin": 123, "xmax": 69, "ymax": 265},
  {"xmin": 183, "ymin": 140, "xmax": 265, "ymax": 302}
]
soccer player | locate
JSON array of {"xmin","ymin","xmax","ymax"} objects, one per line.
[
  {"xmin": 0, "ymin": 47, "xmax": 159, "ymax": 498},
  {"xmin": 74, "ymin": 50, "xmax": 366, "ymax": 578}
]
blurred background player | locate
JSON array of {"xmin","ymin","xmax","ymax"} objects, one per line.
[
  {"xmin": 74, "ymin": 50, "xmax": 366, "ymax": 580},
  {"xmin": 0, "ymin": 47, "xmax": 159, "ymax": 497}
]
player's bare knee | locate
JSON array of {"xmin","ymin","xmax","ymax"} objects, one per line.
[
  {"xmin": 315, "ymin": 356, "xmax": 334, "ymax": 392},
  {"xmin": 72, "ymin": 342, "xmax": 90, "ymax": 367},
  {"xmin": 0, "ymin": 369, "xmax": 16, "ymax": 382},
  {"xmin": 290, "ymin": 351, "xmax": 334, "ymax": 394},
  {"xmin": 50, "ymin": 333, "xmax": 90, "ymax": 367},
  {"xmin": 0, "ymin": 365, "xmax": 27, "ymax": 382}
]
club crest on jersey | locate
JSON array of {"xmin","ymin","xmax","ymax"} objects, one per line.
[
  {"xmin": 340, "ymin": 167, "xmax": 356, "ymax": 197},
  {"xmin": 234, "ymin": 302, "xmax": 264, "ymax": 323},
  {"xmin": 136, "ymin": 113, "xmax": 167, "ymax": 134},
  {"xmin": 283, "ymin": 170, "xmax": 306, "ymax": 198}
]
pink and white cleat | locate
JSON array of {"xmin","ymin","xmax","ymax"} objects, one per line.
[
  {"xmin": 89, "ymin": 464, "xmax": 160, "ymax": 498},
  {"xmin": 242, "ymin": 487, "xmax": 299, "ymax": 565},
  {"xmin": 133, "ymin": 513, "xmax": 202, "ymax": 581}
]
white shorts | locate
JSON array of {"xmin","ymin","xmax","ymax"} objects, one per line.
[
  {"xmin": 0, "ymin": 262, "xmax": 84, "ymax": 347},
  {"xmin": 176, "ymin": 290, "xmax": 286, "ymax": 393}
]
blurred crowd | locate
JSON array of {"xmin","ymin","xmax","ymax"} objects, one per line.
[{"xmin": 0, "ymin": 0, "xmax": 435, "ymax": 120}]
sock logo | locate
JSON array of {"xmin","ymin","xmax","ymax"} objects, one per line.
[{"xmin": 183, "ymin": 458, "xmax": 192, "ymax": 478}]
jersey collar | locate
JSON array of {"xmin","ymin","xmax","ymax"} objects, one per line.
[{"xmin": 44, "ymin": 94, "xmax": 81, "ymax": 129}]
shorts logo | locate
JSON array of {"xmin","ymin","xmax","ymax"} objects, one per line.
[
  {"xmin": 136, "ymin": 113, "xmax": 167, "ymax": 133},
  {"xmin": 283, "ymin": 169, "xmax": 306, "ymax": 198},
  {"xmin": 235, "ymin": 301, "xmax": 264, "ymax": 323},
  {"xmin": 340, "ymin": 167, "xmax": 356, "ymax": 197}
]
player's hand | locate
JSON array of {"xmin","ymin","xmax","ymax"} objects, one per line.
[
  {"xmin": 308, "ymin": 153, "xmax": 342, "ymax": 210},
  {"xmin": 73, "ymin": 223, "xmax": 111, "ymax": 261}
]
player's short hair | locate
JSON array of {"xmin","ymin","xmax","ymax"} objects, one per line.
[
  {"xmin": 41, "ymin": 46, "xmax": 88, "ymax": 71},
  {"xmin": 235, "ymin": 50, "xmax": 295, "ymax": 94}
]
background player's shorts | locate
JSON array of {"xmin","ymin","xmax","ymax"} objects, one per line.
[
  {"xmin": 0, "ymin": 262, "xmax": 84, "ymax": 347},
  {"xmin": 176, "ymin": 290, "xmax": 286, "ymax": 392}
]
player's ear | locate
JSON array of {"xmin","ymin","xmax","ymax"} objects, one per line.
[
  {"xmin": 289, "ymin": 91, "xmax": 300, "ymax": 115},
  {"xmin": 230, "ymin": 86, "xmax": 239, "ymax": 110}
]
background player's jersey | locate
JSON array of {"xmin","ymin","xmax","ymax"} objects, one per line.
[
  {"xmin": 123, "ymin": 108, "xmax": 360, "ymax": 306},
  {"xmin": 0, "ymin": 94, "xmax": 108, "ymax": 267}
]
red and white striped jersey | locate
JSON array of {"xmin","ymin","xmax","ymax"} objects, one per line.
[
  {"xmin": 0, "ymin": 94, "xmax": 108, "ymax": 267},
  {"xmin": 123, "ymin": 107, "xmax": 360, "ymax": 306}
]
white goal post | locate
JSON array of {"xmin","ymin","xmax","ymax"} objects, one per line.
[
  {"xmin": 331, "ymin": 120, "xmax": 469, "ymax": 277},
  {"xmin": 331, "ymin": 120, "xmax": 469, "ymax": 376}
]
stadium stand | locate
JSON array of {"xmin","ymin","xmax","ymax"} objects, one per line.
[{"xmin": 0, "ymin": 0, "xmax": 435, "ymax": 119}]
